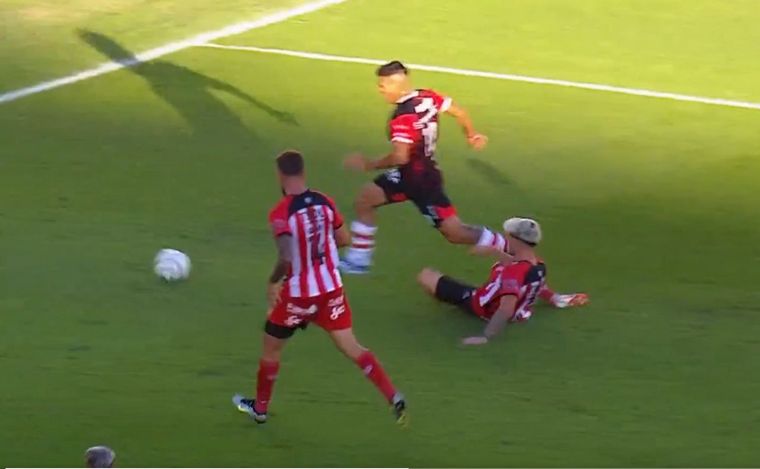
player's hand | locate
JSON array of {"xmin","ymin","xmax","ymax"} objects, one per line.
[
  {"xmin": 461, "ymin": 336, "xmax": 489, "ymax": 346},
  {"xmin": 267, "ymin": 282, "xmax": 282, "ymax": 308},
  {"xmin": 467, "ymin": 133, "xmax": 488, "ymax": 151},
  {"xmin": 344, "ymin": 153, "xmax": 370, "ymax": 172}
]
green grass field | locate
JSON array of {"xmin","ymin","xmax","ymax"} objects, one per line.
[{"xmin": 2, "ymin": 0, "xmax": 760, "ymax": 466}]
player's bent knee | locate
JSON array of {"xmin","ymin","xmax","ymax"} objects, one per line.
[
  {"xmin": 417, "ymin": 268, "xmax": 442, "ymax": 294},
  {"xmin": 357, "ymin": 183, "xmax": 387, "ymax": 209},
  {"xmin": 329, "ymin": 328, "xmax": 366, "ymax": 360}
]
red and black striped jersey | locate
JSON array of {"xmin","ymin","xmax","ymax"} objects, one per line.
[{"xmin": 388, "ymin": 89, "xmax": 452, "ymax": 175}]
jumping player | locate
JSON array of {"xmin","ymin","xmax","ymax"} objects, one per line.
[
  {"xmin": 416, "ymin": 217, "xmax": 589, "ymax": 345},
  {"xmin": 341, "ymin": 60, "xmax": 506, "ymax": 274},
  {"xmin": 233, "ymin": 151, "xmax": 407, "ymax": 425}
]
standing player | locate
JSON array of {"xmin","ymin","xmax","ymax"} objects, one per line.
[
  {"xmin": 341, "ymin": 60, "xmax": 506, "ymax": 274},
  {"xmin": 416, "ymin": 217, "xmax": 589, "ymax": 345},
  {"xmin": 233, "ymin": 151, "xmax": 407, "ymax": 425}
]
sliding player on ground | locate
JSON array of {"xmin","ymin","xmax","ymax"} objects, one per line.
[{"xmin": 417, "ymin": 217, "xmax": 589, "ymax": 345}]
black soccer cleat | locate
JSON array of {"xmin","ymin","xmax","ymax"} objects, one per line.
[
  {"xmin": 392, "ymin": 393, "xmax": 408, "ymax": 427},
  {"xmin": 232, "ymin": 394, "xmax": 267, "ymax": 424}
]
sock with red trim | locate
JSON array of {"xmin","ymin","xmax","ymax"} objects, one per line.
[
  {"xmin": 346, "ymin": 221, "xmax": 377, "ymax": 267},
  {"xmin": 355, "ymin": 351, "xmax": 397, "ymax": 403},
  {"xmin": 254, "ymin": 359, "xmax": 280, "ymax": 414},
  {"xmin": 476, "ymin": 227, "xmax": 507, "ymax": 251}
]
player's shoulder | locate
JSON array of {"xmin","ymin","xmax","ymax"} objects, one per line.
[
  {"xmin": 501, "ymin": 260, "xmax": 532, "ymax": 277},
  {"xmin": 503, "ymin": 259, "xmax": 547, "ymax": 283},
  {"xmin": 418, "ymin": 88, "xmax": 445, "ymax": 99},
  {"xmin": 268, "ymin": 195, "xmax": 293, "ymax": 219}
]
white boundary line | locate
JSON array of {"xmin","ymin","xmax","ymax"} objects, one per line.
[
  {"xmin": 0, "ymin": 0, "xmax": 348, "ymax": 105},
  {"xmin": 198, "ymin": 43, "xmax": 760, "ymax": 111}
]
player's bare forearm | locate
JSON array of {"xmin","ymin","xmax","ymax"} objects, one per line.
[
  {"xmin": 268, "ymin": 235, "xmax": 293, "ymax": 283},
  {"xmin": 335, "ymin": 225, "xmax": 351, "ymax": 248},
  {"xmin": 268, "ymin": 259, "xmax": 289, "ymax": 284},
  {"xmin": 367, "ymin": 142, "xmax": 411, "ymax": 170},
  {"xmin": 446, "ymin": 102, "xmax": 476, "ymax": 138},
  {"xmin": 447, "ymin": 102, "xmax": 488, "ymax": 150},
  {"xmin": 483, "ymin": 296, "xmax": 516, "ymax": 338}
]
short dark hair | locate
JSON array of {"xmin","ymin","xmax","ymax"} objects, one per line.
[
  {"xmin": 276, "ymin": 150, "xmax": 304, "ymax": 176},
  {"xmin": 376, "ymin": 60, "xmax": 408, "ymax": 77}
]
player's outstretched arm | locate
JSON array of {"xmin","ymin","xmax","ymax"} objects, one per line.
[
  {"xmin": 446, "ymin": 102, "xmax": 488, "ymax": 150},
  {"xmin": 267, "ymin": 234, "xmax": 293, "ymax": 307},
  {"xmin": 344, "ymin": 141, "xmax": 411, "ymax": 172},
  {"xmin": 462, "ymin": 295, "xmax": 516, "ymax": 346}
]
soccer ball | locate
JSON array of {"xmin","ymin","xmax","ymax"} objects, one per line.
[{"xmin": 153, "ymin": 248, "xmax": 191, "ymax": 281}]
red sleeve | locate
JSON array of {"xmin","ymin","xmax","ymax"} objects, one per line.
[
  {"xmin": 268, "ymin": 201, "xmax": 291, "ymax": 237},
  {"xmin": 499, "ymin": 265, "xmax": 524, "ymax": 296},
  {"xmin": 422, "ymin": 89, "xmax": 452, "ymax": 113},
  {"xmin": 389, "ymin": 113, "xmax": 420, "ymax": 144},
  {"xmin": 326, "ymin": 196, "xmax": 344, "ymax": 229}
]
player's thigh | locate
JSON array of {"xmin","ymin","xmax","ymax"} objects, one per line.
[
  {"xmin": 370, "ymin": 169, "xmax": 407, "ymax": 207},
  {"xmin": 435, "ymin": 275, "xmax": 477, "ymax": 308},
  {"xmin": 266, "ymin": 295, "xmax": 314, "ymax": 341},
  {"xmin": 314, "ymin": 288, "xmax": 353, "ymax": 332},
  {"xmin": 327, "ymin": 328, "xmax": 366, "ymax": 361},
  {"xmin": 410, "ymin": 188, "xmax": 458, "ymax": 230}
]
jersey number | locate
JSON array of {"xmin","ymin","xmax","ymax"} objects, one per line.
[
  {"xmin": 305, "ymin": 208, "xmax": 326, "ymax": 265},
  {"xmin": 415, "ymin": 98, "xmax": 439, "ymax": 158},
  {"xmin": 479, "ymin": 277, "xmax": 502, "ymax": 307}
]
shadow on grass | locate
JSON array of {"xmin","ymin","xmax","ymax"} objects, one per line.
[
  {"xmin": 77, "ymin": 30, "xmax": 298, "ymax": 145},
  {"xmin": 467, "ymin": 157, "xmax": 513, "ymax": 186}
]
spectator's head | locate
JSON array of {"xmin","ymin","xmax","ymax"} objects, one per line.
[{"xmin": 85, "ymin": 446, "xmax": 115, "ymax": 468}]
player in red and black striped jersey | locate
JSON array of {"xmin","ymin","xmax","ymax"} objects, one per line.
[
  {"xmin": 233, "ymin": 151, "xmax": 407, "ymax": 426},
  {"xmin": 341, "ymin": 60, "xmax": 506, "ymax": 274},
  {"xmin": 416, "ymin": 217, "xmax": 589, "ymax": 345}
]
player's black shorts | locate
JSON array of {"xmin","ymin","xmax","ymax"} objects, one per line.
[
  {"xmin": 435, "ymin": 275, "xmax": 477, "ymax": 314},
  {"xmin": 373, "ymin": 168, "xmax": 457, "ymax": 228}
]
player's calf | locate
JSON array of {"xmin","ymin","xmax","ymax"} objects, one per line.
[{"xmin": 329, "ymin": 328, "xmax": 406, "ymax": 424}]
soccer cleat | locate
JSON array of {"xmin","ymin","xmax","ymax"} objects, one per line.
[
  {"xmin": 232, "ymin": 394, "xmax": 267, "ymax": 424},
  {"xmin": 338, "ymin": 258, "xmax": 371, "ymax": 275},
  {"xmin": 551, "ymin": 293, "xmax": 589, "ymax": 309},
  {"xmin": 392, "ymin": 393, "xmax": 408, "ymax": 427}
]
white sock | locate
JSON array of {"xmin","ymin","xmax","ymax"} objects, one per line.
[
  {"xmin": 476, "ymin": 228, "xmax": 507, "ymax": 252},
  {"xmin": 346, "ymin": 221, "xmax": 377, "ymax": 267}
]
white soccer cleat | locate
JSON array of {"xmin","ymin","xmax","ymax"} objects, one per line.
[{"xmin": 551, "ymin": 293, "xmax": 589, "ymax": 309}]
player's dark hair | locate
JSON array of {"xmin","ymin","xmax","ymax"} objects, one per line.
[
  {"xmin": 376, "ymin": 60, "xmax": 408, "ymax": 77},
  {"xmin": 276, "ymin": 150, "xmax": 304, "ymax": 176}
]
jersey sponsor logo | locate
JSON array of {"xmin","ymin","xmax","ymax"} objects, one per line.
[
  {"xmin": 286, "ymin": 303, "xmax": 318, "ymax": 316},
  {"xmin": 285, "ymin": 315, "xmax": 304, "ymax": 327},
  {"xmin": 330, "ymin": 304, "xmax": 346, "ymax": 320},
  {"xmin": 327, "ymin": 295, "xmax": 344, "ymax": 307},
  {"xmin": 385, "ymin": 169, "xmax": 401, "ymax": 183}
]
